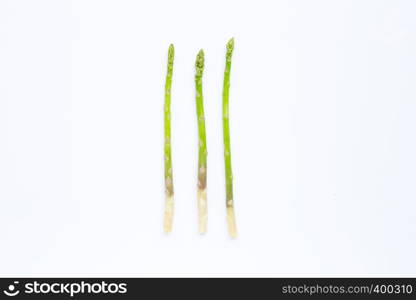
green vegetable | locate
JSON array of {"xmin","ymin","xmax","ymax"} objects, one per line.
[
  {"xmin": 195, "ymin": 49, "xmax": 207, "ymax": 233},
  {"xmin": 223, "ymin": 38, "xmax": 237, "ymax": 238},
  {"xmin": 163, "ymin": 44, "xmax": 174, "ymax": 233}
]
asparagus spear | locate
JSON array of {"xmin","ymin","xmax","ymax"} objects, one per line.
[
  {"xmin": 223, "ymin": 38, "xmax": 237, "ymax": 238},
  {"xmin": 163, "ymin": 44, "xmax": 174, "ymax": 233},
  {"xmin": 195, "ymin": 49, "xmax": 208, "ymax": 234}
]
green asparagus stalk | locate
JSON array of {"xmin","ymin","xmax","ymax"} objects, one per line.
[
  {"xmin": 163, "ymin": 44, "xmax": 174, "ymax": 233},
  {"xmin": 195, "ymin": 49, "xmax": 208, "ymax": 233},
  {"xmin": 223, "ymin": 38, "xmax": 237, "ymax": 238}
]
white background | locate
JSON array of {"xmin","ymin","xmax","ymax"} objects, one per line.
[{"xmin": 1, "ymin": 0, "xmax": 416, "ymax": 276}]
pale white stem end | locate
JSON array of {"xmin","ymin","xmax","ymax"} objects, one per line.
[
  {"xmin": 226, "ymin": 206, "xmax": 238, "ymax": 238},
  {"xmin": 163, "ymin": 195, "xmax": 174, "ymax": 233},
  {"xmin": 198, "ymin": 189, "xmax": 207, "ymax": 234}
]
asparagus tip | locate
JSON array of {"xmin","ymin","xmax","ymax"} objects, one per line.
[
  {"xmin": 227, "ymin": 38, "xmax": 234, "ymax": 51},
  {"xmin": 195, "ymin": 49, "xmax": 205, "ymax": 76},
  {"xmin": 168, "ymin": 44, "xmax": 174, "ymax": 63},
  {"xmin": 197, "ymin": 48, "xmax": 204, "ymax": 57},
  {"xmin": 226, "ymin": 206, "xmax": 238, "ymax": 238}
]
